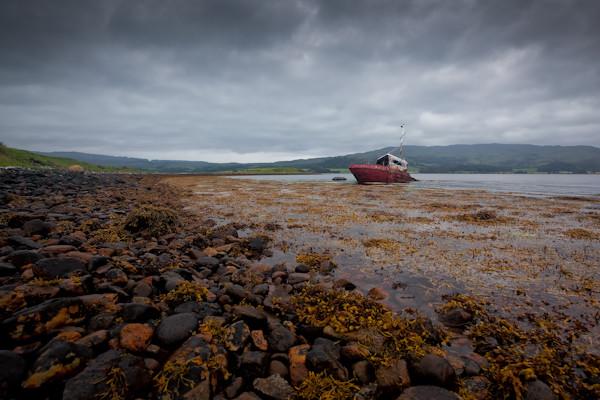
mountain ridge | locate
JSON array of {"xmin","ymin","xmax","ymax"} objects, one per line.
[{"xmin": 33, "ymin": 143, "xmax": 600, "ymax": 174}]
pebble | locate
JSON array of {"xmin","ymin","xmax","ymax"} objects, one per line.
[
  {"xmin": 409, "ymin": 353, "xmax": 456, "ymax": 389},
  {"xmin": 154, "ymin": 312, "xmax": 198, "ymax": 348}
]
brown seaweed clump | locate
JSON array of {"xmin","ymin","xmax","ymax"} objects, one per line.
[
  {"xmin": 296, "ymin": 371, "xmax": 360, "ymax": 400},
  {"xmin": 123, "ymin": 205, "xmax": 180, "ymax": 237},
  {"xmin": 291, "ymin": 285, "xmax": 441, "ymax": 366}
]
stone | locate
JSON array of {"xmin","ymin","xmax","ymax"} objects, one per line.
[
  {"xmin": 1, "ymin": 297, "xmax": 85, "ymax": 341},
  {"xmin": 251, "ymin": 330, "xmax": 269, "ymax": 351},
  {"xmin": 525, "ymin": 380, "xmax": 558, "ymax": 400},
  {"xmin": 295, "ymin": 264, "xmax": 310, "ymax": 273},
  {"xmin": 226, "ymin": 284, "xmax": 257, "ymax": 304},
  {"xmin": 440, "ymin": 308, "xmax": 475, "ymax": 327},
  {"xmin": 161, "ymin": 334, "xmax": 228, "ymax": 397},
  {"xmin": 225, "ymin": 320, "xmax": 251, "ymax": 352},
  {"xmin": 376, "ymin": 358, "xmax": 411, "ymax": 394},
  {"xmin": 5, "ymin": 249, "xmax": 45, "ymax": 267},
  {"xmin": 59, "ymin": 235, "xmax": 85, "ymax": 248},
  {"xmin": 106, "ymin": 268, "xmax": 128, "ymax": 284},
  {"xmin": 355, "ymin": 385, "xmax": 378, "ymax": 400},
  {"xmin": 76, "ymin": 329, "xmax": 110, "ymax": 348},
  {"xmin": 368, "ymin": 286, "xmax": 389, "ymax": 300},
  {"xmin": 353, "ymin": 360, "xmax": 376, "ymax": 385},
  {"xmin": 22, "ymin": 219, "xmax": 51, "ymax": 237},
  {"xmin": 233, "ymin": 305, "xmax": 268, "ymax": 329},
  {"xmin": 181, "ymin": 379, "xmax": 211, "ymax": 400},
  {"xmin": 59, "ymin": 278, "xmax": 87, "ymax": 297},
  {"xmin": 253, "ymin": 373, "xmax": 295, "ymax": 400},
  {"xmin": 0, "ymin": 262, "xmax": 17, "ymax": 276},
  {"xmin": 288, "ymin": 272, "xmax": 310, "ymax": 285},
  {"xmin": 88, "ymin": 255, "xmax": 110, "ymax": 272},
  {"xmin": 240, "ymin": 351, "xmax": 270, "ymax": 379},
  {"xmin": 120, "ymin": 302, "xmax": 160, "ymax": 323},
  {"xmin": 63, "ymin": 349, "xmax": 151, "ymax": 400},
  {"xmin": 0, "ymin": 350, "xmax": 27, "ymax": 391},
  {"xmin": 289, "ymin": 344, "xmax": 310, "ymax": 386},
  {"xmin": 464, "ymin": 358, "xmax": 481, "ymax": 376},
  {"xmin": 155, "ymin": 312, "xmax": 198, "ymax": 349},
  {"xmin": 97, "ymin": 247, "xmax": 116, "ymax": 257},
  {"xmin": 234, "ymin": 392, "xmax": 262, "ymax": 400},
  {"xmin": 341, "ymin": 342, "xmax": 371, "ymax": 362},
  {"xmin": 264, "ymin": 286, "xmax": 292, "ymax": 312},
  {"xmin": 463, "ymin": 376, "xmax": 492, "ymax": 399},
  {"xmin": 7, "ymin": 235, "xmax": 43, "ymax": 250},
  {"xmin": 119, "ymin": 323, "xmax": 154, "ymax": 352},
  {"xmin": 409, "ymin": 353, "xmax": 456, "ymax": 389},
  {"xmin": 23, "ymin": 339, "xmax": 93, "ymax": 388},
  {"xmin": 34, "ymin": 257, "xmax": 86, "ymax": 278},
  {"xmin": 247, "ymin": 237, "xmax": 265, "ymax": 254},
  {"xmin": 268, "ymin": 325, "xmax": 296, "ymax": 353},
  {"xmin": 224, "ymin": 376, "xmax": 245, "ymax": 399},
  {"xmin": 194, "ymin": 256, "xmax": 221, "ymax": 269},
  {"xmin": 269, "ymin": 359, "xmax": 289, "ymax": 379},
  {"xmin": 396, "ymin": 385, "xmax": 463, "ymax": 400},
  {"xmin": 250, "ymin": 284, "xmax": 267, "ymax": 297},
  {"xmin": 41, "ymin": 244, "xmax": 77, "ymax": 254},
  {"xmin": 66, "ymin": 250, "xmax": 94, "ymax": 264},
  {"xmin": 306, "ymin": 339, "xmax": 347, "ymax": 381},
  {"xmin": 334, "ymin": 278, "xmax": 356, "ymax": 290},
  {"xmin": 132, "ymin": 280, "xmax": 153, "ymax": 297}
]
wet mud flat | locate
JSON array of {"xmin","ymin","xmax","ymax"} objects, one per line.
[{"xmin": 166, "ymin": 175, "xmax": 600, "ymax": 341}]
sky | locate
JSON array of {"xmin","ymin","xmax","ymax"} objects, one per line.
[{"xmin": 1, "ymin": 0, "xmax": 599, "ymax": 163}]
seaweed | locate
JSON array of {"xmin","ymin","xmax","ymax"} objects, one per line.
[
  {"xmin": 160, "ymin": 281, "xmax": 209, "ymax": 307},
  {"xmin": 295, "ymin": 248, "xmax": 335, "ymax": 271},
  {"xmin": 295, "ymin": 371, "xmax": 359, "ymax": 400},
  {"xmin": 292, "ymin": 285, "xmax": 430, "ymax": 364},
  {"xmin": 123, "ymin": 205, "xmax": 180, "ymax": 237}
]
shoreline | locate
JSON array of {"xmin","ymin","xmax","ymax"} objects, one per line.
[{"xmin": 1, "ymin": 169, "xmax": 598, "ymax": 399}]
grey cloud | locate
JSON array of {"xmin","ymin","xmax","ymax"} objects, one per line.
[{"xmin": 0, "ymin": 0, "xmax": 599, "ymax": 162}]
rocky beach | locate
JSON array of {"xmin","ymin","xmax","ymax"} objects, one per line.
[{"xmin": 1, "ymin": 169, "xmax": 599, "ymax": 400}]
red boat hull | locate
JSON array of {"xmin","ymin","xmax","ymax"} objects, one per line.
[{"xmin": 349, "ymin": 164, "xmax": 416, "ymax": 184}]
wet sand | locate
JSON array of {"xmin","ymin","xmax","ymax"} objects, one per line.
[{"xmin": 163, "ymin": 175, "xmax": 600, "ymax": 349}]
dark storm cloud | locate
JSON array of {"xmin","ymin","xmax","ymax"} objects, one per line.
[{"xmin": 1, "ymin": 0, "xmax": 599, "ymax": 162}]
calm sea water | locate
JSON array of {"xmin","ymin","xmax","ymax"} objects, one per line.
[{"xmin": 230, "ymin": 173, "xmax": 600, "ymax": 197}]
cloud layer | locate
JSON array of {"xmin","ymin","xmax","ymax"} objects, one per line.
[{"xmin": 1, "ymin": 0, "xmax": 599, "ymax": 162}]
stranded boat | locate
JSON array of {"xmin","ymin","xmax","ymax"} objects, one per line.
[{"xmin": 349, "ymin": 125, "xmax": 416, "ymax": 184}]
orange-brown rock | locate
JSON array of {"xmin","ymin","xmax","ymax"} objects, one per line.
[
  {"xmin": 119, "ymin": 323, "xmax": 154, "ymax": 352},
  {"xmin": 288, "ymin": 344, "xmax": 310, "ymax": 386},
  {"xmin": 250, "ymin": 330, "xmax": 268, "ymax": 351}
]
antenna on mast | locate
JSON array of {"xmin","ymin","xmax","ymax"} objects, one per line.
[
  {"xmin": 399, "ymin": 125, "xmax": 406, "ymax": 158},
  {"xmin": 390, "ymin": 124, "xmax": 407, "ymax": 158}
]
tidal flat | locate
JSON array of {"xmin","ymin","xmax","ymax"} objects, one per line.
[{"xmin": 165, "ymin": 175, "xmax": 600, "ymax": 349}]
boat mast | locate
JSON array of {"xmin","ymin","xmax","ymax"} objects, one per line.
[
  {"xmin": 399, "ymin": 125, "xmax": 406, "ymax": 159},
  {"xmin": 389, "ymin": 125, "xmax": 407, "ymax": 158}
]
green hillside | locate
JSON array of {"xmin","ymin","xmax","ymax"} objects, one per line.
[
  {"xmin": 0, "ymin": 143, "xmax": 135, "ymax": 172},
  {"xmin": 36, "ymin": 143, "xmax": 600, "ymax": 174}
]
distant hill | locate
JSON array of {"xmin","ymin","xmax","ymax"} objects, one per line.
[
  {"xmin": 35, "ymin": 144, "xmax": 600, "ymax": 174},
  {"xmin": 0, "ymin": 144, "xmax": 134, "ymax": 172}
]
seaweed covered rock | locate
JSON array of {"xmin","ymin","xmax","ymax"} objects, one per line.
[
  {"xmin": 2, "ymin": 297, "xmax": 85, "ymax": 341},
  {"xmin": 63, "ymin": 350, "xmax": 151, "ymax": 400},
  {"xmin": 23, "ymin": 339, "xmax": 93, "ymax": 388},
  {"xmin": 123, "ymin": 205, "xmax": 180, "ymax": 237}
]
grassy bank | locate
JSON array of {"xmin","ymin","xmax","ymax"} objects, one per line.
[{"xmin": 0, "ymin": 144, "xmax": 135, "ymax": 172}]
